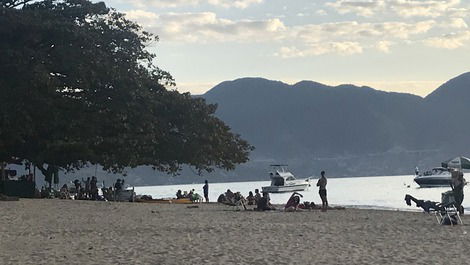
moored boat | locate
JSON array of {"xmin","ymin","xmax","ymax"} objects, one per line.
[
  {"xmin": 414, "ymin": 156, "xmax": 470, "ymax": 188},
  {"xmin": 413, "ymin": 167, "xmax": 452, "ymax": 187},
  {"xmin": 261, "ymin": 165, "xmax": 310, "ymax": 193}
]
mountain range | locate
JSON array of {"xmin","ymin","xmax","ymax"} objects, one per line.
[
  {"xmin": 34, "ymin": 72, "xmax": 470, "ymax": 186},
  {"xmin": 199, "ymin": 72, "xmax": 470, "ymax": 180}
]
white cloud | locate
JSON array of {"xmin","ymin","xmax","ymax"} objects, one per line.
[
  {"xmin": 208, "ymin": 0, "xmax": 263, "ymax": 9},
  {"xmin": 326, "ymin": 0, "xmax": 385, "ymax": 17},
  {"xmin": 292, "ymin": 20, "xmax": 435, "ymax": 43},
  {"xmin": 441, "ymin": 17, "xmax": 468, "ymax": 29},
  {"xmin": 424, "ymin": 31, "xmax": 470, "ymax": 49},
  {"xmin": 124, "ymin": 6, "xmax": 469, "ymax": 57},
  {"xmin": 316, "ymin": 9, "xmax": 328, "ymax": 16},
  {"xmin": 126, "ymin": 0, "xmax": 263, "ymax": 9},
  {"xmin": 327, "ymin": 0, "xmax": 463, "ymax": 18},
  {"xmin": 376, "ymin": 40, "xmax": 393, "ymax": 52},
  {"xmin": 390, "ymin": 0, "xmax": 461, "ymax": 18},
  {"xmin": 278, "ymin": 42, "xmax": 363, "ymax": 58},
  {"xmin": 125, "ymin": 11, "xmax": 286, "ymax": 43}
]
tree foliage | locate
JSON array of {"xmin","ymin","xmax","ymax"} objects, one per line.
[{"xmin": 0, "ymin": 0, "xmax": 253, "ymax": 180}]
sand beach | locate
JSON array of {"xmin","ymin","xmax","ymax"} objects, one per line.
[{"xmin": 1, "ymin": 199, "xmax": 470, "ymax": 265}]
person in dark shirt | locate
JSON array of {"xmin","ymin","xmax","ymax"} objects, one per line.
[
  {"xmin": 256, "ymin": 192, "xmax": 275, "ymax": 211},
  {"xmin": 90, "ymin": 176, "xmax": 98, "ymax": 200},
  {"xmin": 254, "ymin": 189, "xmax": 262, "ymax": 205},
  {"xmin": 203, "ymin": 180, "xmax": 209, "ymax": 202},
  {"xmin": 176, "ymin": 190, "xmax": 183, "ymax": 199},
  {"xmin": 451, "ymin": 169, "xmax": 465, "ymax": 214},
  {"xmin": 114, "ymin": 179, "xmax": 123, "ymax": 191}
]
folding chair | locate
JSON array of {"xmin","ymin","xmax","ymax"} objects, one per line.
[
  {"xmin": 431, "ymin": 191, "xmax": 463, "ymax": 226},
  {"xmin": 433, "ymin": 203, "xmax": 463, "ymax": 226}
]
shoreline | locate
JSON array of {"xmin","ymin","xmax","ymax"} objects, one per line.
[{"xmin": 1, "ymin": 199, "xmax": 470, "ymax": 264}]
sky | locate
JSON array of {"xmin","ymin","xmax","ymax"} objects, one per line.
[{"xmin": 104, "ymin": 0, "xmax": 470, "ymax": 97}]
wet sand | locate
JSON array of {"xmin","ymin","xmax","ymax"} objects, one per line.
[{"xmin": 1, "ymin": 199, "xmax": 470, "ymax": 264}]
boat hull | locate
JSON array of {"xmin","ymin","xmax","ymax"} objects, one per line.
[
  {"xmin": 262, "ymin": 183, "xmax": 310, "ymax": 193},
  {"xmin": 414, "ymin": 175, "xmax": 451, "ymax": 188}
]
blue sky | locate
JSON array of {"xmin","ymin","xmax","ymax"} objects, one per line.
[{"xmin": 105, "ymin": 0, "xmax": 470, "ymax": 96}]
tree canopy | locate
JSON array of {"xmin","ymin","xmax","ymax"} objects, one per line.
[{"xmin": 0, "ymin": 0, "xmax": 253, "ymax": 181}]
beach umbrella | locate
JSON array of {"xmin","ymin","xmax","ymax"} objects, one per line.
[{"xmin": 441, "ymin": 156, "xmax": 470, "ymax": 170}]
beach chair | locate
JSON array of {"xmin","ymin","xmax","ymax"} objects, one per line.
[
  {"xmin": 405, "ymin": 193, "xmax": 463, "ymax": 226},
  {"xmin": 432, "ymin": 191, "xmax": 463, "ymax": 226},
  {"xmin": 432, "ymin": 203, "xmax": 463, "ymax": 226}
]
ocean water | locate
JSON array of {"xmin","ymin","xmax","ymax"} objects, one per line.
[{"xmin": 135, "ymin": 175, "xmax": 467, "ymax": 211}]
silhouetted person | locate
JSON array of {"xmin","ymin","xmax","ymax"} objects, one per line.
[
  {"xmin": 317, "ymin": 170, "xmax": 328, "ymax": 211},
  {"xmin": 203, "ymin": 180, "xmax": 209, "ymax": 202},
  {"xmin": 114, "ymin": 179, "xmax": 123, "ymax": 191},
  {"xmin": 451, "ymin": 169, "xmax": 465, "ymax": 214},
  {"xmin": 176, "ymin": 190, "xmax": 183, "ymax": 199},
  {"xmin": 246, "ymin": 191, "xmax": 255, "ymax": 205},
  {"xmin": 90, "ymin": 176, "xmax": 98, "ymax": 200}
]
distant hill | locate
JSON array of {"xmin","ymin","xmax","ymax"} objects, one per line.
[
  {"xmin": 200, "ymin": 73, "xmax": 470, "ymax": 179},
  {"xmin": 31, "ymin": 72, "xmax": 470, "ymax": 187}
]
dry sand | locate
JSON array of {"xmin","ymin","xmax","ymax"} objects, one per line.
[{"xmin": 1, "ymin": 199, "xmax": 470, "ymax": 265}]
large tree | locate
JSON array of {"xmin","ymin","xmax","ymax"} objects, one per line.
[{"xmin": 0, "ymin": 0, "xmax": 253, "ymax": 184}]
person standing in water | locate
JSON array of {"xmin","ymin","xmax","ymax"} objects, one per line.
[
  {"xmin": 203, "ymin": 180, "xmax": 209, "ymax": 202},
  {"xmin": 317, "ymin": 170, "xmax": 328, "ymax": 211}
]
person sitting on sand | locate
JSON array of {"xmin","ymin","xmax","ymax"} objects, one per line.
[
  {"xmin": 225, "ymin": 189, "xmax": 235, "ymax": 203},
  {"xmin": 246, "ymin": 191, "xmax": 255, "ymax": 205},
  {"xmin": 217, "ymin": 193, "xmax": 226, "ymax": 203},
  {"xmin": 59, "ymin": 184, "xmax": 70, "ymax": 199},
  {"xmin": 285, "ymin": 192, "xmax": 303, "ymax": 211},
  {"xmin": 254, "ymin": 189, "xmax": 262, "ymax": 205},
  {"xmin": 255, "ymin": 192, "xmax": 275, "ymax": 211},
  {"xmin": 176, "ymin": 190, "xmax": 183, "ymax": 199}
]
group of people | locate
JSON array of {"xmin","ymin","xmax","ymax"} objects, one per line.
[
  {"xmin": 175, "ymin": 180, "xmax": 210, "ymax": 202},
  {"xmin": 196, "ymin": 170, "xmax": 330, "ymax": 212},
  {"xmin": 68, "ymin": 176, "xmax": 100, "ymax": 200},
  {"xmin": 55, "ymin": 177, "xmax": 128, "ymax": 201},
  {"xmin": 176, "ymin": 188, "xmax": 204, "ymax": 202}
]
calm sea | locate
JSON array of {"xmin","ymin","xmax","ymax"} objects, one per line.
[{"xmin": 135, "ymin": 175, "xmax": 467, "ymax": 211}]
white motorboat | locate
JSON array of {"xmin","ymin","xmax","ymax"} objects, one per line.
[
  {"xmin": 261, "ymin": 165, "xmax": 311, "ymax": 193},
  {"xmin": 414, "ymin": 167, "xmax": 452, "ymax": 188},
  {"xmin": 414, "ymin": 156, "xmax": 470, "ymax": 188}
]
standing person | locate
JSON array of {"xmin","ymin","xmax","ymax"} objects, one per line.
[
  {"xmin": 83, "ymin": 177, "xmax": 91, "ymax": 199},
  {"xmin": 317, "ymin": 170, "xmax": 328, "ymax": 211},
  {"xmin": 451, "ymin": 169, "xmax": 465, "ymax": 214},
  {"xmin": 90, "ymin": 176, "xmax": 98, "ymax": 200},
  {"xmin": 203, "ymin": 180, "xmax": 209, "ymax": 202}
]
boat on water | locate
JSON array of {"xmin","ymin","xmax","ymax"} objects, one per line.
[
  {"xmin": 414, "ymin": 156, "xmax": 470, "ymax": 188},
  {"xmin": 261, "ymin": 165, "xmax": 311, "ymax": 193},
  {"xmin": 414, "ymin": 167, "xmax": 452, "ymax": 187}
]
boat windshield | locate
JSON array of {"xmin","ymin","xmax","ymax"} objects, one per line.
[{"xmin": 272, "ymin": 177, "xmax": 285, "ymax": 186}]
